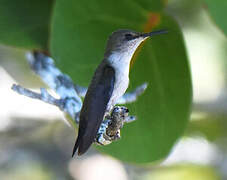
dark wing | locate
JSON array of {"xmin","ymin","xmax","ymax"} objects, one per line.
[{"xmin": 72, "ymin": 64, "xmax": 115, "ymax": 156}]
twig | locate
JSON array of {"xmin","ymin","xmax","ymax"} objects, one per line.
[{"xmin": 12, "ymin": 84, "xmax": 61, "ymax": 107}]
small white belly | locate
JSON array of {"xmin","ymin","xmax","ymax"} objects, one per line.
[
  {"xmin": 106, "ymin": 51, "xmax": 132, "ymax": 111},
  {"xmin": 107, "ymin": 72, "xmax": 129, "ymax": 111}
]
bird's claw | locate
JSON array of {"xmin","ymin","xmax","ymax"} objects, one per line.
[{"xmin": 96, "ymin": 106, "xmax": 135, "ymax": 145}]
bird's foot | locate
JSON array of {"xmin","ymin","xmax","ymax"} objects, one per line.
[{"xmin": 95, "ymin": 106, "xmax": 136, "ymax": 145}]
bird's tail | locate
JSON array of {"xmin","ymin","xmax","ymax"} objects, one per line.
[{"xmin": 72, "ymin": 135, "xmax": 80, "ymax": 157}]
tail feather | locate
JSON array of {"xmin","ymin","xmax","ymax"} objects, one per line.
[{"xmin": 72, "ymin": 136, "xmax": 81, "ymax": 157}]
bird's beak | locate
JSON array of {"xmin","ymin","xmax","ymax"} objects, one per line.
[{"xmin": 141, "ymin": 29, "xmax": 168, "ymax": 38}]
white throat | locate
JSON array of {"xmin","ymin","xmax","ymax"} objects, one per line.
[
  {"xmin": 108, "ymin": 51, "xmax": 130, "ymax": 67},
  {"xmin": 107, "ymin": 43, "xmax": 140, "ymax": 71},
  {"xmin": 107, "ymin": 37, "xmax": 144, "ymax": 71}
]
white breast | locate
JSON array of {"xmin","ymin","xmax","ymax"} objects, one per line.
[{"xmin": 106, "ymin": 51, "xmax": 132, "ymax": 110}]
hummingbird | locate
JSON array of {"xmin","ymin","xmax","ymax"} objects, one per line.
[{"xmin": 72, "ymin": 29, "xmax": 167, "ymax": 156}]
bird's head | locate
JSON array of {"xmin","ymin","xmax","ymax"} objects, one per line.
[{"xmin": 104, "ymin": 29, "xmax": 167, "ymax": 57}]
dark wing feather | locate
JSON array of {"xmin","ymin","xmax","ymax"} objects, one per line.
[{"xmin": 72, "ymin": 64, "xmax": 115, "ymax": 156}]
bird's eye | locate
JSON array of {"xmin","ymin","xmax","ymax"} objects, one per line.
[{"xmin": 125, "ymin": 33, "xmax": 134, "ymax": 40}]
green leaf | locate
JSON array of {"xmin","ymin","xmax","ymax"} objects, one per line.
[
  {"xmin": 203, "ymin": 0, "xmax": 227, "ymax": 35},
  {"xmin": 0, "ymin": 0, "xmax": 53, "ymax": 49},
  {"xmin": 51, "ymin": 0, "xmax": 192, "ymax": 163}
]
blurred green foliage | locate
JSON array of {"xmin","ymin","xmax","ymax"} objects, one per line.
[
  {"xmin": 143, "ymin": 164, "xmax": 220, "ymax": 180},
  {"xmin": 203, "ymin": 0, "xmax": 227, "ymax": 35},
  {"xmin": 187, "ymin": 115, "xmax": 226, "ymax": 142},
  {"xmin": 0, "ymin": 0, "xmax": 53, "ymax": 49},
  {"xmin": 1, "ymin": 162, "xmax": 54, "ymax": 180}
]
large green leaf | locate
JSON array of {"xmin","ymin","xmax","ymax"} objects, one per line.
[
  {"xmin": 51, "ymin": 0, "xmax": 192, "ymax": 163},
  {"xmin": 0, "ymin": 0, "xmax": 53, "ymax": 49},
  {"xmin": 203, "ymin": 0, "xmax": 227, "ymax": 35},
  {"xmin": 99, "ymin": 15, "xmax": 192, "ymax": 163}
]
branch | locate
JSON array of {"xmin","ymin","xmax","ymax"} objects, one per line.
[
  {"xmin": 11, "ymin": 84, "xmax": 81, "ymax": 128},
  {"xmin": 11, "ymin": 84, "xmax": 61, "ymax": 107}
]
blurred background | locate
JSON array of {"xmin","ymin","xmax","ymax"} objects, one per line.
[{"xmin": 0, "ymin": 0, "xmax": 227, "ymax": 179}]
